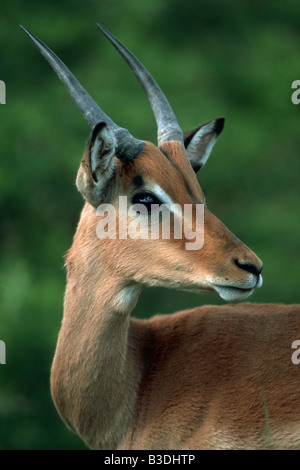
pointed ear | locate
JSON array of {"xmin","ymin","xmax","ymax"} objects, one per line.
[
  {"xmin": 184, "ymin": 117, "xmax": 225, "ymax": 172},
  {"xmin": 76, "ymin": 122, "xmax": 117, "ymax": 207}
]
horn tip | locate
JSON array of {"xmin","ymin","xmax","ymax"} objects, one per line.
[
  {"xmin": 20, "ymin": 25, "xmax": 38, "ymax": 43},
  {"xmin": 96, "ymin": 23, "xmax": 110, "ymax": 38},
  {"xmin": 20, "ymin": 25, "xmax": 30, "ymax": 35}
]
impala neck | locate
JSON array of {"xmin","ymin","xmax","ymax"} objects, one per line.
[{"xmin": 50, "ymin": 204, "xmax": 142, "ymax": 449}]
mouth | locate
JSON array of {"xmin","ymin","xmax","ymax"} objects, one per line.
[
  {"xmin": 212, "ymin": 274, "xmax": 263, "ymax": 301},
  {"xmin": 213, "ymin": 285, "xmax": 254, "ymax": 301}
]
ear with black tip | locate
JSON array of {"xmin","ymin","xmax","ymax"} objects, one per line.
[
  {"xmin": 76, "ymin": 122, "xmax": 117, "ymax": 207},
  {"xmin": 184, "ymin": 117, "xmax": 225, "ymax": 172}
]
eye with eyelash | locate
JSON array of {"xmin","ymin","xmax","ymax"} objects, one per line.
[{"xmin": 131, "ymin": 192, "xmax": 162, "ymax": 211}]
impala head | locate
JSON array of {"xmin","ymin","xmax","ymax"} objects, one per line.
[{"xmin": 22, "ymin": 24, "xmax": 263, "ymax": 302}]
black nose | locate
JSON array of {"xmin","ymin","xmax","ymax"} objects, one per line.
[{"xmin": 235, "ymin": 260, "xmax": 263, "ymax": 277}]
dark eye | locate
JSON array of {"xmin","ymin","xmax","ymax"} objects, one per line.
[{"xmin": 132, "ymin": 192, "xmax": 161, "ymax": 211}]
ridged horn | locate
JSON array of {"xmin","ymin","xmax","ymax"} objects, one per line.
[
  {"xmin": 97, "ymin": 24, "xmax": 184, "ymax": 147},
  {"xmin": 20, "ymin": 25, "xmax": 144, "ymax": 161}
]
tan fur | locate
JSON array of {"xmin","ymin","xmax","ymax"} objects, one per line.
[{"xmin": 50, "ymin": 140, "xmax": 300, "ymax": 450}]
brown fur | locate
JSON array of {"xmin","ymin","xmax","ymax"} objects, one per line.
[{"xmin": 51, "ymin": 140, "xmax": 299, "ymax": 450}]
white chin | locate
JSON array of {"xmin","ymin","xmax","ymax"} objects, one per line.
[{"xmin": 214, "ymin": 286, "xmax": 254, "ymax": 301}]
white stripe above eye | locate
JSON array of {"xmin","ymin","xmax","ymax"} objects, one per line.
[{"xmin": 146, "ymin": 184, "xmax": 183, "ymax": 218}]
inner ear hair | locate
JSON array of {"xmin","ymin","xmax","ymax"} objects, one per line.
[
  {"xmin": 183, "ymin": 126, "xmax": 203, "ymax": 148},
  {"xmin": 89, "ymin": 122, "xmax": 117, "ymax": 183}
]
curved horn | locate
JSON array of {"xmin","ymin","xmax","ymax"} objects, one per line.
[
  {"xmin": 20, "ymin": 25, "xmax": 144, "ymax": 161},
  {"xmin": 97, "ymin": 24, "xmax": 184, "ymax": 147}
]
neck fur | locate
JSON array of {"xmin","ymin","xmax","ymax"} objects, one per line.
[{"xmin": 50, "ymin": 204, "xmax": 142, "ymax": 449}]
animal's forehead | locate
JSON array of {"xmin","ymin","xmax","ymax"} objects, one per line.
[{"xmin": 119, "ymin": 141, "xmax": 203, "ymax": 203}]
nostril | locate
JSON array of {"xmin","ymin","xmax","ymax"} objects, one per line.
[{"xmin": 234, "ymin": 259, "xmax": 263, "ymax": 277}]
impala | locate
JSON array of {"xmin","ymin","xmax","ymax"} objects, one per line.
[{"xmin": 22, "ymin": 24, "xmax": 300, "ymax": 450}]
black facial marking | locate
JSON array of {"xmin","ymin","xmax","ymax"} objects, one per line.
[
  {"xmin": 132, "ymin": 175, "xmax": 144, "ymax": 189},
  {"xmin": 159, "ymin": 147, "xmax": 173, "ymax": 162},
  {"xmin": 184, "ymin": 180, "xmax": 200, "ymax": 203},
  {"xmin": 159, "ymin": 146, "xmax": 201, "ymax": 203}
]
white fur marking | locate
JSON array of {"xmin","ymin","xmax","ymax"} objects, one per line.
[
  {"xmin": 147, "ymin": 184, "xmax": 183, "ymax": 218},
  {"xmin": 115, "ymin": 285, "xmax": 140, "ymax": 313}
]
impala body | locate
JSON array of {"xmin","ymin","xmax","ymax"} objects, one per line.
[{"xmin": 22, "ymin": 25, "xmax": 300, "ymax": 450}]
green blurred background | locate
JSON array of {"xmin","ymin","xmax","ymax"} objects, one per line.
[{"xmin": 0, "ymin": 0, "xmax": 299, "ymax": 450}]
